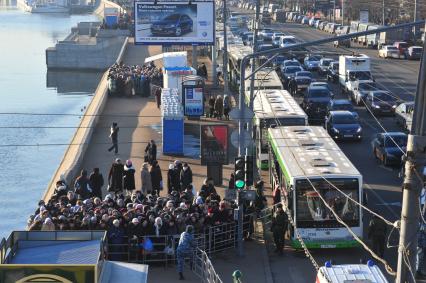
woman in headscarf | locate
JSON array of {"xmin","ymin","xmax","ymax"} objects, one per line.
[{"xmin": 123, "ymin": 160, "xmax": 136, "ymax": 195}]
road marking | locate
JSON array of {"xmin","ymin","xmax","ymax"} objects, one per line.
[{"xmin": 364, "ymin": 183, "xmax": 399, "ymax": 218}]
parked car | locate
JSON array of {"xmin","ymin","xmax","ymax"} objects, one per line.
[
  {"xmin": 319, "ymin": 21, "xmax": 328, "ymax": 30},
  {"xmin": 378, "ymin": 45, "xmax": 400, "ymax": 58},
  {"xmin": 365, "ymin": 90, "xmax": 398, "ymax": 115},
  {"xmin": 327, "ymin": 99, "xmax": 358, "ymax": 119},
  {"xmin": 301, "ymin": 16, "xmax": 310, "ymax": 25},
  {"xmin": 302, "ymin": 86, "xmax": 333, "ymax": 123},
  {"xmin": 259, "ymin": 28, "xmax": 274, "ymax": 41},
  {"xmin": 372, "ymin": 132, "xmax": 407, "ymax": 166},
  {"xmin": 404, "ymin": 46, "xmax": 423, "ymax": 60},
  {"xmin": 151, "ymin": 13, "xmax": 193, "ymax": 36},
  {"xmin": 393, "ymin": 41, "xmax": 409, "ymax": 56},
  {"xmin": 304, "ymin": 54, "xmax": 322, "ymax": 71},
  {"xmin": 318, "ymin": 58, "xmax": 334, "ymax": 75},
  {"xmin": 279, "ymin": 35, "xmax": 297, "ymax": 47},
  {"xmin": 272, "ymin": 32, "xmax": 285, "ymax": 47},
  {"xmin": 395, "ymin": 101, "xmax": 414, "ymax": 132},
  {"xmin": 352, "ymin": 81, "xmax": 378, "ymax": 106},
  {"xmin": 326, "ymin": 62, "xmax": 339, "ymax": 83},
  {"xmin": 314, "ymin": 20, "xmax": 322, "ymax": 28},
  {"xmin": 325, "ymin": 111, "xmax": 362, "ymax": 141},
  {"xmin": 309, "ymin": 17, "xmax": 320, "ymax": 26}
]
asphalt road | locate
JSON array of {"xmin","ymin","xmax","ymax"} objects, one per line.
[{"xmin": 229, "ymin": 7, "xmax": 423, "ymax": 282}]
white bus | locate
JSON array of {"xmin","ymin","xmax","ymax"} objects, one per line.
[
  {"xmin": 245, "ymin": 67, "xmax": 283, "ymax": 97},
  {"xmin": 250, "ymin": 89, "xmax": 307, "ymax": 170},
  {"xmin": 268, "ymin": 125, "xmax": 363, "ymax": 249}
]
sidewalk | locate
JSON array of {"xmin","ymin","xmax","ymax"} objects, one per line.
[{"xmin": 78, "ymin": 41, "xmax": 273, "ymax": 282}]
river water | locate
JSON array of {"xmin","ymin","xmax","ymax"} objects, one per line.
[{"xmin": 0, "ymin": 2, "xmax": 101, "ymax": 239}]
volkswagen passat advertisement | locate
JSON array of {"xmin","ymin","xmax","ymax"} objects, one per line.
[{"xmin": 134, "ymin": 0, "xmax": 214, "ymax": 45}]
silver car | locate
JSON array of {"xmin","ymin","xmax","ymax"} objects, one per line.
[{"xmin": 395, "ymin": 102, "xmax": 414, "ymax": 132}]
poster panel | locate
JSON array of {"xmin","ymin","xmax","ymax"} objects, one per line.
[
  {"xmin": 200, "ymin": 124, "xmax": 228, "ymax": 165},
  {"xmin": 184, "ymin": 87, "xmax": 204, "ymax": 116},
  {"xmin": 134, "ymin": 0, "xmax": 215, "ymax": 45}
]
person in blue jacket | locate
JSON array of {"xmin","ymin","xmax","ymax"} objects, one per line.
[{"xmin": 176, "ymin": 225, "xmax": 196, "ymax": 280}]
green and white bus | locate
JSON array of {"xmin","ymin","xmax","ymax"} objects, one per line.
[
  {"xmin": 245, "ymin": 67, "xmax": 283, "ymax": 98},
  {"xmin": 251, "ymin": 89, "xmax": 307, "ymax": 170},
  {"xmin": 268, "ymin": 125, "xmax": 363, "ymax": 249}
]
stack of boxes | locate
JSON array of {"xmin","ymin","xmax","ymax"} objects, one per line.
[{"xmin": 161, "ymin": 88, "xmax": 184, "ymax": 155}]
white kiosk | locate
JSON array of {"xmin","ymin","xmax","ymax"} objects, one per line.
[{"xmin": 144, "ymin": 51, "xmax": 196, "ymax": 96}]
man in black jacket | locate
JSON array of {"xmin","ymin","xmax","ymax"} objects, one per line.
[
  {"xmin": 108, "ymin": 122, "xmax": 119, "ymax": 154},
  {"xmin": 89, "ymin": 168, "xmax": 104, "ymax": 199}
]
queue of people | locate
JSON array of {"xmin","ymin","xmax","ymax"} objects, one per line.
[
  {"xmin": 107, "ymin": 62, "xmax": 163, "ymax": 97},
  {"xmin": 207, "ymin": 94, "xmax": 232, "ymax": 120}
]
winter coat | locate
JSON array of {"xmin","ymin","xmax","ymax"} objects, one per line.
[
  {"xmin": 145, "ymin": 143, "xmax": 157, "ymax": 162},
  {"xmin": 141, "ymin": 168, "xmax": 152, "ymax": 194},
  {"xmin": 368, "ymin": 216, "xmax": 387, "ymax": 240},
  {"xmin": 167, "ymin": 168, "xmax": 177, "ymax": 193},
  {"xmin": 150, "ymin": 165, "xmax": 163, "ymax": 191},
  {"xmin": 74, "ymin": 176, "xmax": 91, "ymax": 200},
  {"xmin": 89, "ymin": 172, "xmax": 104, "ymax": 198},
  {"xmin": 180, "ymin": 168, "xmax": 193, "ymax": 189},
  {"xmin": 177, "ymin": 231, "xmax": 196, "ymax": 253},
  {"xmin": 108, "ymin": 163, "xmax": 124, "ymax": 192},
  {"xmin": 214, "ymin": 96, "xmax": 224, "ymax": 116},
  {"xmin": 123, "ymin": 166, "xmax": 136, "ymax": 192},
  {"xmin": 271, "ymin": 210, "xmax": 288, "ymax": 233}
]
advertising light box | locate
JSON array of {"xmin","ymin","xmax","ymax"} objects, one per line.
[{"xmin": 134, "ymin": 0, "xmax": 215, "ymax": 45}]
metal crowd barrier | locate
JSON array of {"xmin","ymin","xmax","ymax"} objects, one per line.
[
  {"xmin": 191, "ymin": 248, "xmax": 223, "ymax": 283},
  {"xmin": 105, "ymin": 221, "xmax": 245, "ymax": 264}
]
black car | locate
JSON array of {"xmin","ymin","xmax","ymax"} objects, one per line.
[
  {"xmin": 289, "ymin": 71, "xmax": 313, "ymax": 95},
  {"xmin": 326, "ymin": 62, "xmax": 339, "ymax": 83},
  {"xmin": 327, "ymin": 99, "xmax": 358, "ymax": 119},
  {"xmin": 365, "ymin": 90, "xmax": 398, "ymax": 116},
  {"xmin": 372, "ymin": 132, "xmax": 407, "ymax": 166},
  {"xmin": 302, "ymin": 86, "xmax": 332, "ymax": 123},
  {"xmin": 281, "ymin": 66, "xmax": 303, "ymax": 89},
  {"xmin": 151, "ymin": 13, "xmax": 193, "ymax": 36},
  {"xmin": 325, "ymin": 111, "xmax": 362, "ymax": 141}
]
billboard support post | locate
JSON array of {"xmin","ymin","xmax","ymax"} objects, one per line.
[
  {"xmin": 222, "ymin": 0, "xmax": 229, "ymax": 96},
  {"xmin": 212, "ymin": 43, "xmax": 217, "ymax": 86},
  {"xmin": 192, "ymin": 45, "xmax": 198, "ymax": 69}
]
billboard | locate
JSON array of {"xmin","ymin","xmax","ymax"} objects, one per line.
[
  {"xmin": 359, "ymin": 9, "xmax": 369, "ymax": 24},
  {"xmin": 183, "ymin": 87, "xmax": 204, "ymax": 116},
  {"xmin": 134, "ymin": 0, "xmax": 215, "ymax": 45},
  {"xmin": 201, "ymin": 124, "xmax": 228, "ymax": 165}
]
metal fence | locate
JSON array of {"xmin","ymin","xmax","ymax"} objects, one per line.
[
  {"xmin": 191, "ymin": 248, "xmax": 223, "ymax": 283},
  {"xmin": 105, "ymin": 221, "xmax": 243, "ymax": 264}
]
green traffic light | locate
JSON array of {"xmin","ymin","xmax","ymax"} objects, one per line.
[{"xmin": 235, "ymin": 180, "xmax": 245, "ymax": 189}]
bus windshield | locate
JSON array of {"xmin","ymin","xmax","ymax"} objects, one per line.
[{"xmin": 295, "ymin": 178, "xmax": 360, "ymax": 227}]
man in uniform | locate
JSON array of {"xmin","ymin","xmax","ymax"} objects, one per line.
[
  {"xmin": 368, "ymin": 214, "xmax": 387, "ymax": 258},
  {"xmin": 271, "ymin": 203, "xmax": 288, "ymax": 255}
]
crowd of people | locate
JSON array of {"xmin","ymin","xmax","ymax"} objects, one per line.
[
  {"xmin": 107, "ymin": 62, "xmax": 163, "ymax": 97},
  {"xmin": 26, "ymin": 154, "xmax": 241, "ymax": 251},
  {"xmin": 207, "ymin": 94, "xmax": 232, "ymax": 120}
]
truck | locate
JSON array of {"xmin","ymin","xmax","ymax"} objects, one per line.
[
  {"xmin": 339, "ymin": 54, "xmax": 373, "ymax": 95},
  {"xmin": 357, "ymin": 23, "xmax": 369, "ymax": 44},
  {"xmin": 378, "ymin": 27, "xmax": 412, "ymax": 49},
  {"xmin": 366, "ymin": 24, "xmax": 381, "ymax": 48},
  {"xmin": 273, "ymin": 9, "xmax": 286, "ymax": 23}
]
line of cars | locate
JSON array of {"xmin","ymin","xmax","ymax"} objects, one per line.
[{"xmin": 286, "ymin": 12, "xmax": 424, "ymax": 60}]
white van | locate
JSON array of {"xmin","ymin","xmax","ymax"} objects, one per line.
[{"xmin": 316, "ymin": 261, "xmax": 388, "ymax": 283}]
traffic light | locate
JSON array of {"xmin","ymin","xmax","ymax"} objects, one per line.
[
  {"xmin": 234, "ymin": 156, "xmax": 245, "ymax": 189},
  {"xmin": 245, "ymin": 155, "xmax": 254, "ymax": 186}
]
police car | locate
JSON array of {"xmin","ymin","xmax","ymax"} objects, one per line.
[{"xmin": 316, "ymin": 260, "xmax": 388, "ymax": 283}]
